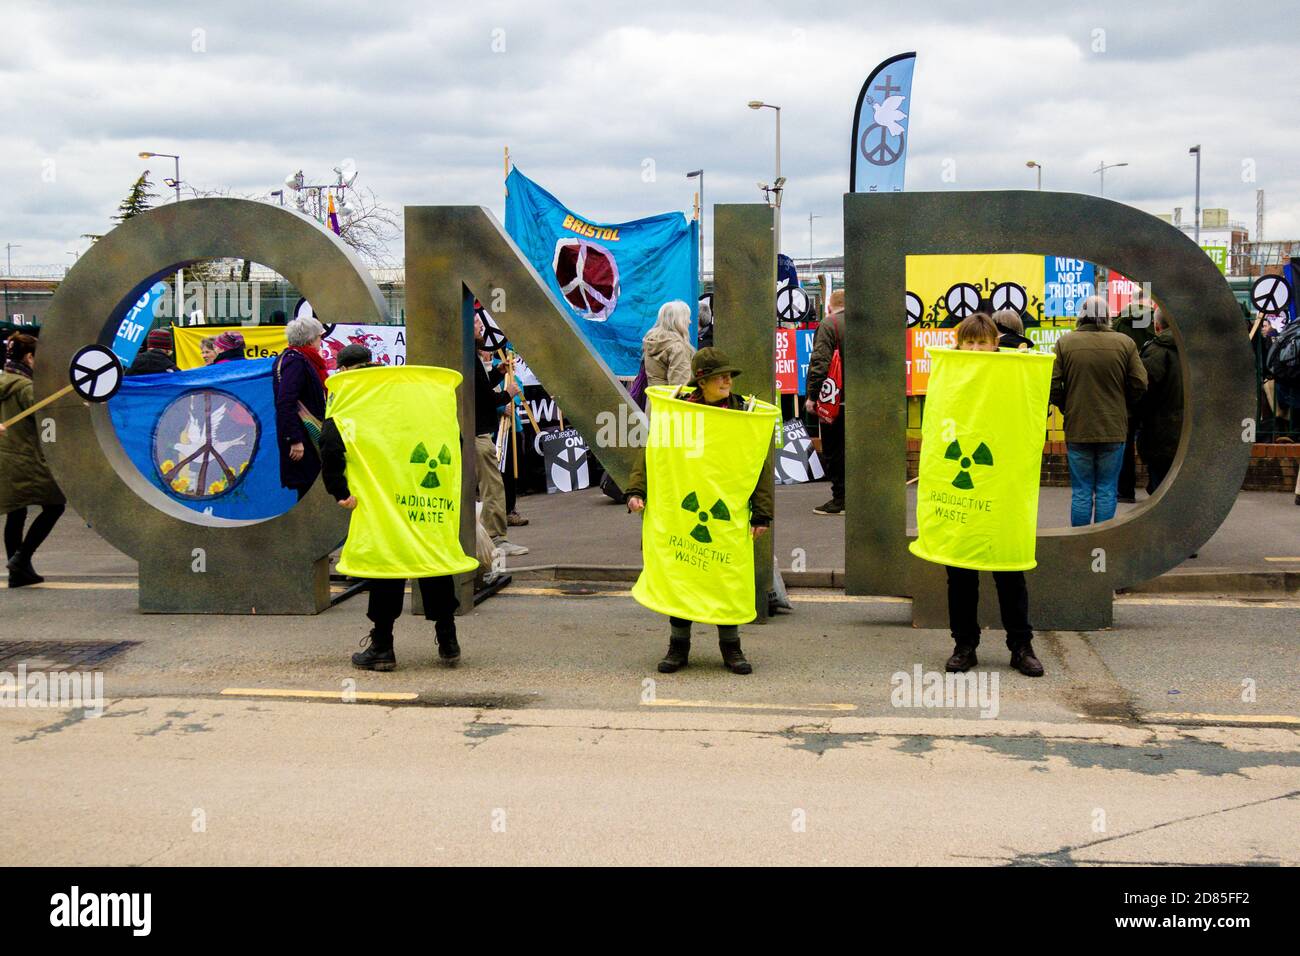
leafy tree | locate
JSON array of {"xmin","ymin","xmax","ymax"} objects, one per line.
[{"xmin": 114, "ymin": 171, "xmax": 157, "ymax": 223}]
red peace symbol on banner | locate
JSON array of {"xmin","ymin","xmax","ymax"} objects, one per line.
[{"xmin": 860, "ymin": 123, "xmax": 905, "ymax": 168}]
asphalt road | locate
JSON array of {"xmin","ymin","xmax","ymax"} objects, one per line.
[{"xmin": 1, "ymin": 582, "xmax": 1296, "ymax": 865}]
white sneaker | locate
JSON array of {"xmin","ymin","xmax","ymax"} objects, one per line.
[{"xmin": 495, "ymin": 540, "xmax": 529, "ymax": 557}]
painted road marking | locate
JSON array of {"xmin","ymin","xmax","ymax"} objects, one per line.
[
  {"xmin": 29, "ymin": 582, "xmax": 139, "ymax": 590},
  {"xmin": 1140, "ymin": 712, "xmax": 1300, "ymax": 726},
  {"xmin": 221, "ymin": 688, "xmax": 418, "ymax": 702},
  {"xmin": 642, "ymin": 698, "xmax": 857, "ymax": 712},
  {"xmin": 1116, "ymin": 596, "xmax": 1299, "ymax": 609},
  {"xmin": 1264, "ymin": 557, "xmax": 1300, "ymax": 562}
]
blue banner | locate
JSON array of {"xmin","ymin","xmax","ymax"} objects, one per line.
[
  {"xmin": 108, "ymin": 358, "xmax": 297, "ymax": 521},
  {"xmin": 504, "ymin": 167, "xmax": 698, "ymax": 377},
  {"xmin": 850, "ymin": 52, "xmax": 916, "ymax": 194},
  {"xmin": 111, "ymin": 281, "xmax": 168, "ymax": 364},
  {"xmin": 796, "ymin": 328, "xmax": 816, "ymax": 394},
  {"xmin": 1043, "ymin": 257, "xmax": 1096, "ymax": 318}
]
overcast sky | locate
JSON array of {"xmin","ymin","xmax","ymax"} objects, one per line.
[{"xmin": 4, "ymin": 0, "xmax": 1297, "ymax": 274}]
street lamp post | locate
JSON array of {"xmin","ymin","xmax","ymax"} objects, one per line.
[
  {"xmin": 748, "ymin": 101, "xmax": 782, "ymax": 254},
  {"xmin": 1189, "ymin": 145, "xmax": 1202, "ymax": 246},
  {"xmin": 1026, "ymin": 160, "xmax": 1042, "ymax": 190},
  {"xmin": 686, "ymin": 169, "xmax": 704, "ymax": 285},
  {"xmin": 1093, "ymin": 160, "xmax": 1128, "ymax": 198},
  {"xmin": 139, "ymin": 150, "xmax": 184, "ymax": 323},
  {"xmin": 808, "ymin": 213, "xmax": 821, "ymax": 273}
]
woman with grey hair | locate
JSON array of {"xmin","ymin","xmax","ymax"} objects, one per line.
[
  {"xmin": 642, "ymin": 300, "xmax": 695, "ymax": 387},
  {"xmin": 992, "ymin": 308, "xmax": 1033, "ymax": 350},
  {"xmin": 273, "ymin": 316, "xmax": 329, "ymax": 499}
]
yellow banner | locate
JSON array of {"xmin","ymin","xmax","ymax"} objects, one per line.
[
  {"xmin": 325, "ymin": 366, "xmax": 478, "ymax": 579},
  {"xmin": 631, "ymin": 386, "xmax": 779, "ymax": 625},
  {"xmin": 172, "ymin": 324, "xmax": 288, "ymax": 370},
  {"xmin": 906, "ymin": 254, "xmax": 1047, "ymax": 395},
  {"xmin": 909, "ymin": 348, "xmax": 1055, "ymax": 571}
]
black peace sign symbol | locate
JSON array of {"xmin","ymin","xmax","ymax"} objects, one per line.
[
  {"xmin": 945, "ymin": 283, "xmax": 981, "ymax": 320},
  {"xmin": 1251, "ymin": 275, "xmax": 1291, "ymax": 315},
  {"xmin": 991, "ymin": 282, "xmax": 1028, "ymax": 314},
  {"xmin": 777, "ymin": 285, "xmax": 809, "ymax": 320},
  {"xmin": 68, "ymin": 345, "xmax": 124, "ymax": 403},
  {"xmin": 860, "ymin": 123, "xmax": 905, "ymax": 167},
  {"xmin": 905, "ymin": 291, "xmax": 923, "ymax": 328}
]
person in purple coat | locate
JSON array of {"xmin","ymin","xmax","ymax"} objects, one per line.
[{"xmin": 272, "ymin": 317, "xmax": 328, "ymax": 500}]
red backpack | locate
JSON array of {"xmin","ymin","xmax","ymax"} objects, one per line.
[{"xmin": 815, "ymin": 348, "xmax": 843, "ymax": 424}]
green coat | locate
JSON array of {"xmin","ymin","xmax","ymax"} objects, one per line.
[
  {"xmin": 1137, "ymin": 330, "xmax": 1183, "ymax": 464},
  {"xmin": 0, "ymin": 371, "xmax": 65, "ymax": 512},
  {"xmin": 625, "ymin": 391, "xmax": 775, "ymax": 525},
  {"xmin": 1049, "ymin": 321, "xmax": 1148, "ymax": 443}
]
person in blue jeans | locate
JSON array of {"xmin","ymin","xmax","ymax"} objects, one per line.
[{"xmin": 1050, "ymin": 295, "xmax": 1148, "ymax": 526}]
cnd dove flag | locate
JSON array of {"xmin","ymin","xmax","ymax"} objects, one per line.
[{"xmin": 850, "ymin": 52, "xmax": 916, "ymax": 194}]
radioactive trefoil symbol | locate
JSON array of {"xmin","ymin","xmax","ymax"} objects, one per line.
[
  {"xmin": 411, "ymin": 441, "xmax": 453, "ymax": 489},
  {"xmin": 945, "ymin": 440, "xmax": 993, "ymax": 490},
  {"xmin": 681, "ymin": 491, "xmax": 730, "ymax": 544}
]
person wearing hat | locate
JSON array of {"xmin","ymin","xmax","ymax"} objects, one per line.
[
  {"xmin": 624, "ymin": 347, "xmax": 775, "ymax": 675},
  {"xmin": 126, "ymin": 328, "xmax": 178, "ymax": 376},
  {"xmin": 211, "ymin": 330, "xmax": 247, "ymax": 363}
]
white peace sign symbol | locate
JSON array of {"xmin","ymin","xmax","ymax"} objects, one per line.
[
  {"xmin": 991, "ymin": 282, "xmax": 1027, "ymax": 314},
  {"xmin": 905, "ymin": 291, "xmax": 923, "ymax": 327},
  {"xmin": 945, "ymin": 283, "xmax": 981, "ymax": 319},
  {"xmin": 68, "ymin": 345, "xmax": 124, "ymax": 402},
  {"xmin": 1251, "ymin": 275, "xmax": 1291, "ymax": 316},
  {"xmin": 776, "ymin": 284, "xmax": 810, "ymax": 321}
]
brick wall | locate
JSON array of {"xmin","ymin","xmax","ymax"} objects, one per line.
[{"xmin": 905, "ymin": 439, "xmax": 1300, "ymax": 491}]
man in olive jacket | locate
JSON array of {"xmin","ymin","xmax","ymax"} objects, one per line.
[
  {"xmin": 1050, "ymin": 295, "xmax": 1147, "ymax": 526},
  {"xmin": 1136, "ymin": 308, "xmax": 1183, "ymax": 494}
]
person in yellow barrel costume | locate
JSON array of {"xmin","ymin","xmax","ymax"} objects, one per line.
[{"xmin": 624, "ymin": 348, "xmax": 776, "ymax": 675}]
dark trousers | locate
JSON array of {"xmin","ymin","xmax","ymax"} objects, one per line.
[
  {"xmin": 366, "ymin": 576, "xmax": 459, "ymax": 643},
  {"xmin": 945, "ymin": 566, "xmax": 1033, "ymax": 650},
  {"xmin": 503, "ymin": 431, "xmax": 517, "ymax": 514},
  {"xmin": 5, "ymin": 504, "xmax": 65, "ymax": 562},
  {"xmin": 669, "ymin": 615, "xmax": 739, "ymax": 642},
  {"xmin": 819, "ymin": 412, "xmax": 845, "ymax": 501},
  {"xmin": 1145, "ymin": 454, "xmax": 1174, "ymax": 495},
  {"xmin": 1118, "ymin": 424, "xmax": 1139, "ymax": 499}
]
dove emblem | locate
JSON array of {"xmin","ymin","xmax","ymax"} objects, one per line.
[{"xmin": 871, "ymin": 95, "xmax": 907, "ymax": 136}]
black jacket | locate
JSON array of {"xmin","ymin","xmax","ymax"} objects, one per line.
[
  {"xmin": 320, "ymin": 418, "xmax": 349, "ymax": 500},
  {"xmin": 213, "ymin": 347, "xmax": 246, "ymax": 364},
  {"xmin": 1137, "ymin": 330, "xmax": 1183, "ymax": 464},
  {"xmin": 125, "ymin": 349, "xmax": 178, "ymax": 376},
  {"xmin": 475, "ymin": 357, "xmax": 510, "ymax": 436},
  {"xmin": 997, "ymin": 328, "xmax": 1034, "ymax": 351}
]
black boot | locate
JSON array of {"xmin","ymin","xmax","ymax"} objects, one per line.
[
  {"xmin": 435, "ymin": 620, "xmax": 460, "ymax": 666},
  {"xmin": 945, "ymin": 644, "xmax": 978, "ymax": 672},
  {"xmin": 658, "ymin": 638, "xmax": 690, "ymax": 673},
  {"xmin": 719, "ymin": 639, "xmax": 752, "ymax": 675},
  {"xmin": 352, "ymin": 629, "xmax": 396, "ymax": 671},
  {"xmin": 6, "ymin": 552, "xmax": 43, "ymax": 588},
  {"xmin": 1010, "ymin": 642, "xmax": 1044, "ymax": 677}
]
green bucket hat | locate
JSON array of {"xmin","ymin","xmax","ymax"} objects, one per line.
[{"xmin": 691, "ymin": 347, "xmax": 743, "ymax": 381}]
